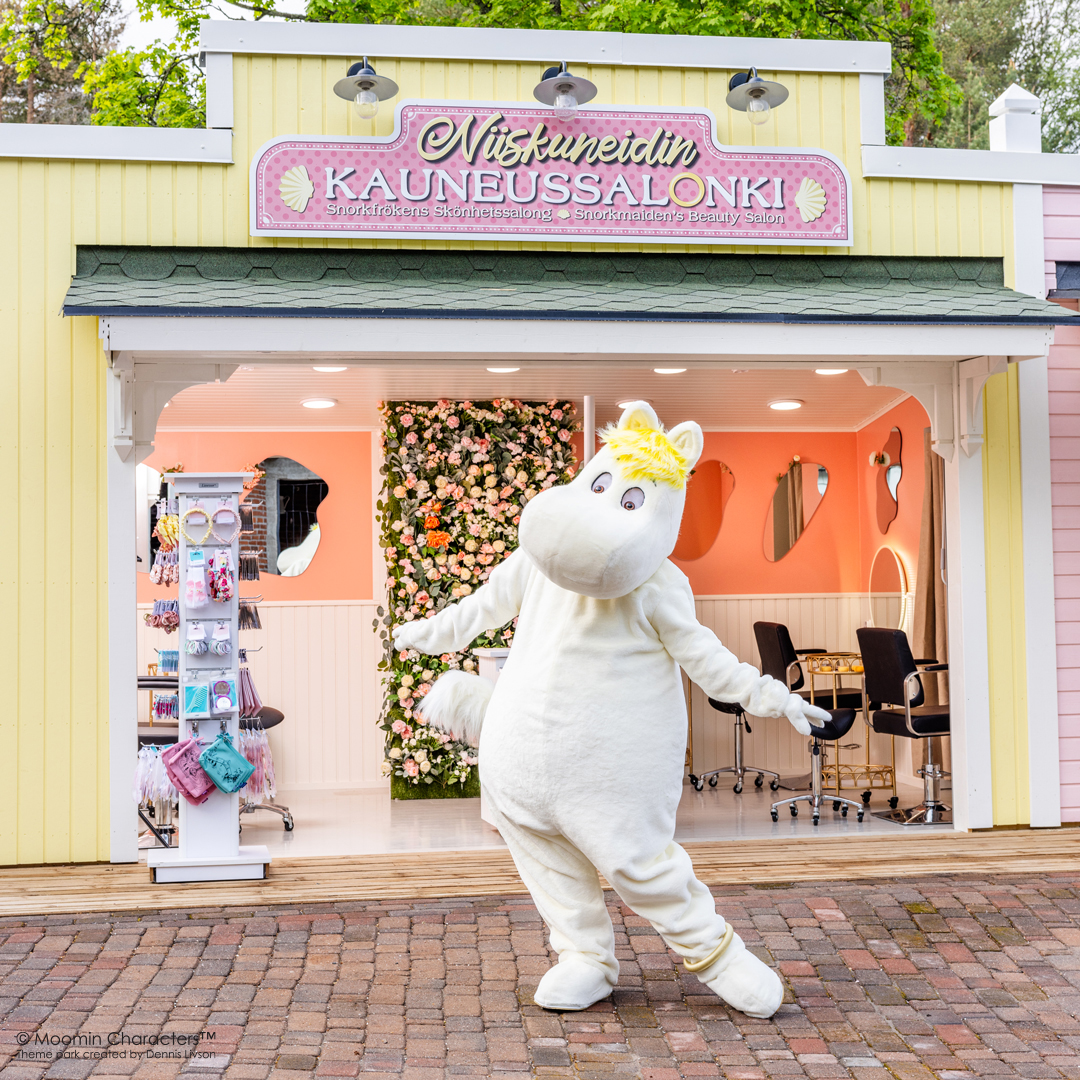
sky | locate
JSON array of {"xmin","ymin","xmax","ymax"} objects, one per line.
[{"xmin": 118, "ymin": 3, "xmax": 308, "ymax": 51}]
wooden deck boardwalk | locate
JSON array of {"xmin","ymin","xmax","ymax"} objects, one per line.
[{"xmin": 0, "ymin": 828, "xmax": 1076, "ymax": 917}]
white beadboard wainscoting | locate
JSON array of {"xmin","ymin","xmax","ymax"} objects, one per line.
[
  {"xmin": 689, "ymin": 593, "xmax": 906, "ymax": 786},
  {"xmin": 137, "ymin": 600, "xmax": 388, "ymax": 789},
  {"xmin": 137, "ymin": 592, "xmax": 904, "ymax": 793}
]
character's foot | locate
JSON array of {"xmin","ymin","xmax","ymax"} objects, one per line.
[
  {"xmin": 533, "ymin": 960, "xmax": 614, "ymax": 1011},
  {"xmin": 698, "ymin": 933, "xmax": 784, "ymax": 1019}
]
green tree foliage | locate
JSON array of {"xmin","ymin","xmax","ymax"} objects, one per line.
[
  {"xmin": 916, "ymin": 0, "xmax": 1080, "ymax": 151},
  {"xmin": 0, "ymin": 0, "xmax": 122, "ymax": 121},
  {"xmin": 303, "ymin": 0, "xmax": 957, "ymax": 144}
]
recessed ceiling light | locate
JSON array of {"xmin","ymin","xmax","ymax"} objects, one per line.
[
  {"xmin": 301, "ymin": 398, "xmax": 338, "ymax": 409},
  {"xmin": 768, "ymin": 399, "xmax": 804, "ymax": 411},
  {"xmin": 313, "ymin": 366, "xmax": 347, "ymax": 372},
  {"xmin": 815, "ymin": 368, "xmax": 848, "ymax": 375},
  {"xmin": 654, "ymin": 367, "xmax": 687, "ymax": 375},
  {"xmin": 486, "ymin": 366, "xmax": 520, "ymax": 373}
]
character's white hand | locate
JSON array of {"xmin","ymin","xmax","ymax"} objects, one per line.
[
  {"xmin": 392, "ymin": 620, "xmax": 432, "ymax": 653},
  {"xmin": 783, "ymin": 694, "xmax": 831, "ymax": 737}
]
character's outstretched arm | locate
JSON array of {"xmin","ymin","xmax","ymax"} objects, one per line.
[
  {"xmin": 391, "ymin": 548, "xmax": 531, "ymax": 656},
  {"xmin": 648, "ymin": 575, "xmax": 829, "ymax": 736}
]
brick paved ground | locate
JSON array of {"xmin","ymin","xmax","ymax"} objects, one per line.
[{"xmin": 1, "ymin": 872, "xmax": 1079, "ymax": 1080}]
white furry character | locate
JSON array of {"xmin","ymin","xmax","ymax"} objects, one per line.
[{"xmin": 393, "ymin": 402, "xmax": 829, "ymax": 1018}]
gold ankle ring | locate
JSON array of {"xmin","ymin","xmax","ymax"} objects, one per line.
[{"xmin": 683, "ymin": 924, "xmax": 735, "ymax": 973}]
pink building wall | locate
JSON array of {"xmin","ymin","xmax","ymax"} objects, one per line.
[{"xmin": 1044, "ymin": 186, "xmax": 1080, "ymax": 819}]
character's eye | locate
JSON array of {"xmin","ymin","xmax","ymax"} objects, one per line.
[
  {"xmin": 621, "ymin": 488, "xmax": 645, "ymax": 510},
  {"xmin": 591, "ymin": 472, "xmax": 613, "ymax": 493}
]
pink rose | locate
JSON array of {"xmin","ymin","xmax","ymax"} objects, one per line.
[
  {"xmin": 406, "ymin": 432, "xmax": 418, "ymax": 445},
  {"xmin": 552, "ymin": 409, "xmax": 564, "ymax": 420},
  {"xmin": 415, "ymin": 591, "xmax": 430, "ymax": 605},
  {"xmin": 447, "ymin": 416, "xmax": 460, "ymax": 429},
  {"xmin": 401, "ymin": 414, "xmax": 414, "ymax": 427},
  {"xmin": 392, "ymin": 719, "xmax": 407, "ymax": 735},
  {"xmin": 403, "ymin": 758, "xmax": 419, "ymax": 777},
  {"xmin": 558, "ymin": 429, "xmax": 571, "ymax": 442}
]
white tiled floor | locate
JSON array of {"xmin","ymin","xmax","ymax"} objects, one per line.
[{"xmin": 207, "ymin": 776, "xmax": 948, "ymax": 861}]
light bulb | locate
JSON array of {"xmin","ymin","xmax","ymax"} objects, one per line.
[
  {"xmin": 746, "ymin": 94, "xmax": 771, "ymax": 125},
  {"xmin": 354, "ymin": 88, "xmax": 379, "ymax": 120},
  {"xmin": 554, "ymin": 88, "xmax": 578, "ymax": 120}
]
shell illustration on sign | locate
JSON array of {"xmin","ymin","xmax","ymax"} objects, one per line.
[
  {"xmin": 794, "ymin": 177, "xmax": 827, "ymax": 223},
  {"xmin": 279, "ymin": 166, "xmax": 315, "ymax": 213}
]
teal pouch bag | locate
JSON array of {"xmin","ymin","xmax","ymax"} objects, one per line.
[{"xmin": 199, "ymin": 732, "xmax": 254, "ymax": 794}]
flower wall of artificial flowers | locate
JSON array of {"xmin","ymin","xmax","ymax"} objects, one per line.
[{"xmin": 375, "ymin": 399, "xmax": 577, "ymax": 798}]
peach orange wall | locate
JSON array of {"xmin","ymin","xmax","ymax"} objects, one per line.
[
  {"xmin": 670, "ymin": 399, "xmax": 929, "ymax": 597},
  {"xmin": 854, "ymin": 397, "xmax": 928, "ymax": 597},
  {"xmin": 671, "ymin": 431, "xmax": 862, "ymax": 595},
  {"xmin": 138, "ymin": 431, "xmax": 374, "ymax": 603}
]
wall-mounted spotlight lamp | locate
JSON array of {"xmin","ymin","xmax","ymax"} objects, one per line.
[
  {"xmin": 726, "ymin": 67, "xmax": 788, "ymax": 126},
  {"xmin": 533, "ymin": 62, "xmax": 597, "ymax": 121},
  {"xmin": 333, "ymin": 57, "xmax": 399, "ymax": 120}
]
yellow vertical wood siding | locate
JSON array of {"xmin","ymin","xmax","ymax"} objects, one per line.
[
  {"xmin": 983, "ymin": 366, "xmax": 1031, "ymax": 826},
  {"xmin": 0, "ymin": 50, "xmax": 1020, "ymax": 862}
]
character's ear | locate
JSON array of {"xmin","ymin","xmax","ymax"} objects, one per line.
[
  {"xmin": 617, "ymin": 400, "xmax": 661, "ymax": 432},
  {"xmin": 668, "ymin": 421, "xmax": 704, "ymax": 472}
]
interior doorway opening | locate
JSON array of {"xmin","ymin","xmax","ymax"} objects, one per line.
[{"xmin": 129, "ymin": 357, "xmax": 945, "ymax": 861}]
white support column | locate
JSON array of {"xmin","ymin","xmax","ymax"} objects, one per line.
[
  {"xmin": 992, "ymin": 83, "xmax": 1062, "ymax": 827},
  {"xmin": 943, "ymin": 375, "xmax": 995, "ymax": 831},
  {"xmin": 583, "ymin": 395, "xmax": 595, "ymax": 464},
  {"xmin": 106, "ymin": 368, "xmax": 139, "ymax": 863}
]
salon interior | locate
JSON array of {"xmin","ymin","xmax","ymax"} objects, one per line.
[{"xmin": 135, "ymin": 360, "xmax": 947, "ymax": 860}]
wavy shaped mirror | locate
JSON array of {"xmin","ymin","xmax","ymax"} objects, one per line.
[
  {"xmin": 246, "ymin": 456, "xmax": 329, "ymax": 577},
  {"xmin": 875, "ymin": 426, "xmax": 903, "ymax": 533},
  {"xmin": 673, "ymin": 460, "xmax": 735, "ymax": 561},
  {"xmin": 763, "ymin": 457, "xmax": 829, "ymax": 562},
  {"xmin": 869, "ymin": 545, "xmax": 907, "ymax": 629}
]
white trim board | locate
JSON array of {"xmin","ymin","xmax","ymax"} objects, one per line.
[
  {"xmin": 863, "ymin": 145, "xmax": 1080, "ymax": 187},
  {"xmin": 0, "ymin": 124, "xmax": 233, "ymax": 163},
  {"xmin": 199, "ymin": 20, "xmax": 892, "ymax": 73},
  {"xmin": 100, "ymin": 315, "xmax": 1056, "ymax": 362}
]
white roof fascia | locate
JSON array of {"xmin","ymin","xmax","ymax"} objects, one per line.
[
  {"xmin": 198, "ymin": 20, "xmax": 891, "ymax": 74},
  {"xmin": 0, "ymin": 123, "xmax": 233, "ymax": 163},
  {"xmin": 863, "ymin": 144, "xmax": 1080, "ymax": 185}
]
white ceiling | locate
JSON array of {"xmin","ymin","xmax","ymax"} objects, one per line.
[{"xmin": 156, "ymin": 362, "xmax": 910, "ymax": 432}]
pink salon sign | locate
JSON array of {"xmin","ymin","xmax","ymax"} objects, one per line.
[{"xmin": 251, "ymin": 101, "xmax": 852, "ymax": 246}]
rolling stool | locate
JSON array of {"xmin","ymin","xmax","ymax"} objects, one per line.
[
  {"xmin": 689, "ymin": 698, "xmax": 780, "ymax": 793},
  {"xmin": 238, "ymin": 707, "xmax": 294, "ymax": 831},
  {"xmin": 770, "ymin": 708, "xmax": 865, "ymax": 825}
]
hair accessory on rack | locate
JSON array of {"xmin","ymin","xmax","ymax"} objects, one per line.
[
  {"xmin": 180, "ymin": 505, "xmax": 213, "ymax": 545},
  {"xmin": 211, "ymin": 505, "xmax": 241, "ymax": 545},
  {"xmin": 183, "ymin": 681, "xmax": 211, "ymax": 718},
  {"xmin": 156, "ymin": 649, "xmax": 179, "ymax": 674},
  {"xmin": 239, "ymin": 504, "xmax": 254, "ymax": 532},
  {"xmin": 154, "ymin": 513, "xmax": 180, "ymax": 552},
  {"xmin": 210, "ymin": 622, "xmax": 232, "ymax": 656},
  {"xmin": 238, "ymin": 653, "xmax": 264, "ymax": 718},
  {"xmin": 211, "ymin": 676, "xmax": 238, "ymax": 713},
  {"xmin": 185, "ymin": 565, "xmax": 208, "ymax": 608},
  {"xmin": 238, "ymin": 598, "xmax": 262, "ymax": 631},
  {"xmin": 208, "ymin": 549, "xmax": 235, "ymax": 604},
  {"xmin": 144, "ymin": 599, "xmax": 181, "ymax": 633},
  {"xmin": 185, "ymin": 622, "xmax": 208, "ymax": 655},
  {"xmin": 239, "ymin": 552, "xmax": 261, "ymax": 581}
]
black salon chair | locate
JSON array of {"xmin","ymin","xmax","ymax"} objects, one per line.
[
  {"xmin": 770, "ymin": 709, "xmax": 865, "ymax": 824},
  {"xmin": 689, "ymin": 698, "xmax": 780, "ymax": 794},
  {"xmin": 856, "ymin": 627, "xmax": 950, "ymax": 825},
  {"xmin": 753, "ymin": 622, "xmax": 864, "ymax": 711},
  {"xmin": 239, "ymin": 707, "xmax": 294, "ymax": 831}
]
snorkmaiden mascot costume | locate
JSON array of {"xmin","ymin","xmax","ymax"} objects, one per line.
[{"xmin": 392, "ymin": 402, "xmax": 830, "ymax": 1019}]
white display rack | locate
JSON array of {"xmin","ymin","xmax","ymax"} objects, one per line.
[{"xmin": 147, "ymin": 473, "xmax": 270, "ymax": 884}]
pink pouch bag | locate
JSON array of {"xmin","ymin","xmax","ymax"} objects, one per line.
[{"xmin": 162, "ymin": 738, "xmax": 215, "ymax": 805}]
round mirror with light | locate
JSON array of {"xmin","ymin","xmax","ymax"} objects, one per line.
[
  {"xmin": 868, "ymin": 545, "xmax": 908, "ymax": 629},
  {"xmin": 673, "ymin": 460, "xmax": 735, "ymax": 561},
  {"xmin": 763, "ymin": 457, "xmax": 829, "ymax": 562}
]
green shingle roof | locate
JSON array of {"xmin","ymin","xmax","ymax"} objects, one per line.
[{"xmin": 63, "ymin": 247, "xmax": 1077, "ymax": 325}]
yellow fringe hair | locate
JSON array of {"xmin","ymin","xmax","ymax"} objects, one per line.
[{"xmin": 599, "ymin": 423, "xmax": 690, "ymax": 489}]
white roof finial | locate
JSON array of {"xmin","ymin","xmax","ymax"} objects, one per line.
[{"xmin": 989, "ymin": 83, "xmax": 1042, "ymax": 117}]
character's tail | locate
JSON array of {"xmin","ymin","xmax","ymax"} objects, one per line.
[{"xmin": 417, "ymin": 670, "xmax": 494, "ymax": 748}]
